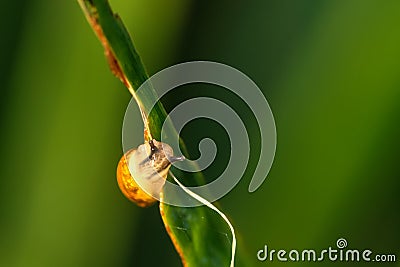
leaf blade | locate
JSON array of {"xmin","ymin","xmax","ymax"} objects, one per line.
[{"xmin": 77, "ymin": 1, "xmax": 242, "ymax": 266}]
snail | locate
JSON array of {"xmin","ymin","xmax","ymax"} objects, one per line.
[
  {"xmin": 117, "ymin": 139, "xmax": 184, "ymax": 207},
  {"xmin": 117, "ymin": 139, "xmax": 237, "ymax": 266}
]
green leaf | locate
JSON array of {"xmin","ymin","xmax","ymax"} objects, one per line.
[{"xmin": 77, "ymin": 1, "xmax": 246, "ymax": 266}]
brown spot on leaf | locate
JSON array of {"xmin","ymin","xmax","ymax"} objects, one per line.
[
  {"xmin": 85, "ymin": 7, "xmax": 130, "ymax": 88},
  {"xmin": 160, "ymin": 201, "xmax": 187, "ymax": 267}
]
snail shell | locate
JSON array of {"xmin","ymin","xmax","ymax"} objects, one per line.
[{"xmin": 116, "ymin": 139, "xmax": 179, "ymax": 207}]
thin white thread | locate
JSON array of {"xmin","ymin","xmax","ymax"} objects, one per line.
[{"xmin": 169, "ymin": 171, "xmax": 236, "ymax": 267}]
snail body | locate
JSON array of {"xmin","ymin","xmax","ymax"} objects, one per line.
[{"xmin": 116, "ymin": 139, "xmax": 183, "ymax": 207}]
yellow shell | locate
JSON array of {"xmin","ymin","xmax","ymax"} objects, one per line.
[{"xmin": 116, "ymin": 140, "xmax": 178, "ymax": 207}]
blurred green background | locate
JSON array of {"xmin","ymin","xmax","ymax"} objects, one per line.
[{"xmin": 0, "ymin": 0, "xmax": 399, "ymax": 266}]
